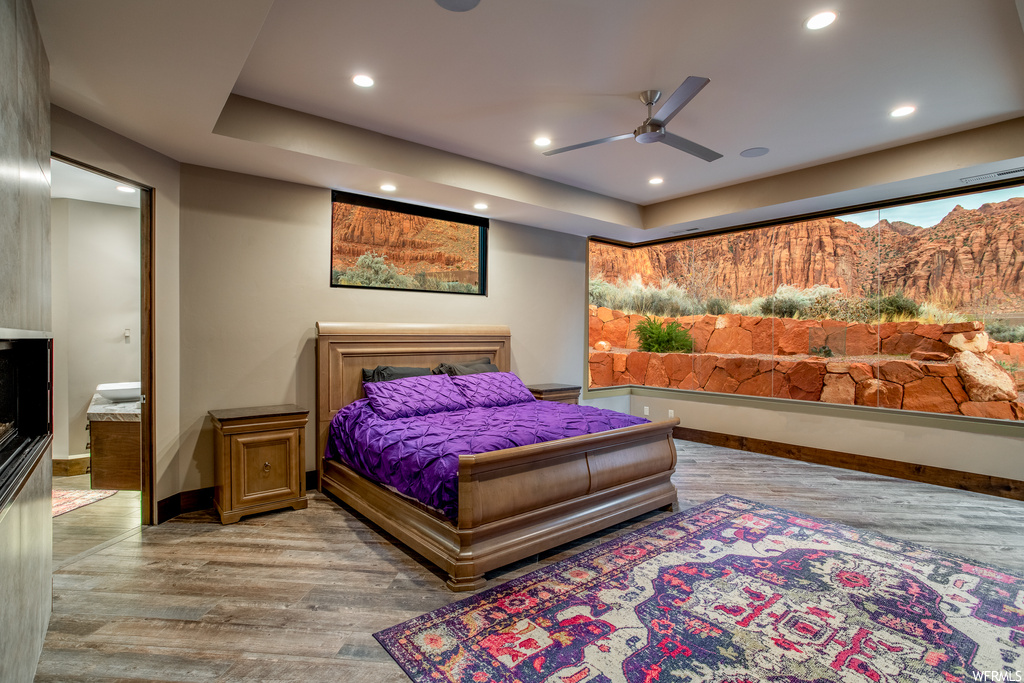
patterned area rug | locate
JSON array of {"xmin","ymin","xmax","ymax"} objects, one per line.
[
  {"xmin": 52, "ymin": 488, "xmax": 116, "ymax": 517},
  {"xmin": 375, "ymin": 495, "xmax": 1023, "ymax": 682}
]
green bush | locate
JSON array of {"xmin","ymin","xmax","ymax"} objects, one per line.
[
  {"xmin": 589, "ymin": 274, "xmax": 704, "ymax": 317},
  {"xmin": 809, "ymin": 345, "xmax": 834, "ymax": 358},
  {"xmin": 759, "ymin": 295, "xmax": 806, "ymax": 318},
  {"xmin": 867, "ymin": 292, "xmax": 921, "ymax": 321},
  {"xmin": 704, "ymin": 297, "xmax": 732, "ymax": 315},
  {"xmin": 987, "ymin": 320, "xmax": 1024, "ymax": 343},
  {"xmin": 632, "ymin": 316, "xmax": 694, "ymax": 353},
  {"xmin": 334, "ymin": 252, "xmax": 416, "ymax": 289}
]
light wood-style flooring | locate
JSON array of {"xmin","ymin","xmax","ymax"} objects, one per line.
[
  {"xmin": 35, "ymin": 441, "xmax": 1024, "ymax": 682},
  {"xmin": 51, "ymin": 474, "xmax": 141, "ymax": 569}
]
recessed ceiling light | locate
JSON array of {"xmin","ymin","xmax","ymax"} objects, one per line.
[
  {"xmin": 648, "ymin": 177, "xmax": 664, "ymax": 185},
  {"xmin": 380, "ymin": 183, "xmax": 396, "ymax": 192},
  {"xmin": 740, "ymin": 147, "xmax": 770, "ymax": 158},
  {"xmin": 890, "ymin": 105, "xmax": 916, "ymax": 118},
  {"xmin": 116, "ymin": 186, "xmax": 136, "ymax": 193},
  {"xmin": 805, "ymin": 11, "xmax": 837, "ymax": 30},
  {"xmin": 436, "ymin": 0, "xmax": 480, "ymax": 10},
  {"xmin": 533, "ymin": 137, "xmax": 551, "ymax": 147},
  {"xmin": 353, "ymin": 74, "xmax": 374, "ymax": 88},
  {"xmin": 473, "ymin": 202, "xmax": 488, "ymax": 210}
]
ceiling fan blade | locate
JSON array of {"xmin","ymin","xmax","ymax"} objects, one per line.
[
  {"xmin": 660, "ymin": 132, "xmax": 723, "ymax": 162},
  {"xmin": 650, "ymin": 76, "xmax": 710, "ymax": 127},
  {"xmin": 542, "ymin": 133, "xmax": 633, "ymax": 156}
]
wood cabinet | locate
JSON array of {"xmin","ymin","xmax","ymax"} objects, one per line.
[
  {"xmin": 527, "ymin": 383, "xmax": 582, "ymax": 404},
  {"xmin": 209, "ymin": 404, "xmax": 308, "ymax": 524},
  {"xmin": 90, "ymin": 421, "xmax": 141, "ymax": 490}
]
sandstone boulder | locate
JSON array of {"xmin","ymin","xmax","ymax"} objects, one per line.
[
  {"xmin": 706, "ymin": 327, "xmax": 753, "ymax": 355},
  {"xmin": 589, "ymin": 353, "xmax": 612, "ymax": 387},
  {"xmin": 593, "ymin": 340, "xmax": 611, "ymax": 352},
  {"xmin": 902, "ymin": 377, "xmax": 959, "ymax": 414},
  {"xmin": 959, "ymin": 401, "xmax": 1015, "ymax": 420},
  {"xmin": 855, "ymin": 379, "xmax": 903, "ymax": 409},
  {"xmin": 820, "ymin": 373, "xmax": 856, "ymax": 405},
  {"xmin": 953, "ymin": 351, "xmax": 1018, "ymax": 402},
  {"xmin": 946, "ymin": 331, "xmax": 990, "ymax": 353}
]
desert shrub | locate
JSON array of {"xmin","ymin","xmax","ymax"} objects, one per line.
[
  {"xmin": 803, "ymin": 294, "xmax": 875, "ymax": 323},
  {"xmin": 751, "ymin": 284, "xmax": 841, "ymax": 319},
  {"xmin": 867, "ymin": 291, "xmax": 921, "ymax": 321},
  {"xmin": 335, "ymin": 252, "xmax": 416, "ymax": 289},
  {"xmin": 704, "ymin": 297, "xmax": 732, "ymax": 315},
  {"xmin": 632, "ymin": 316, "xmax": 694, "ymax": 353},
  {"xmin": 759, "ymin": 295, "xmax": 806, "ymax": 318},
  {"xmin": 987, "ymin": 320, "xmax": 1024, "ymax": 343},
  {"xmin": 914, "ymin": 302, "xmax": 968, "ymax": 325},
  {"xmin": 809, "ymin": 345, "xmax": 834, "ymax": 358},
  {"xmin": 589, "ymin": 274, "xmax": 704, "ymax": 317}
]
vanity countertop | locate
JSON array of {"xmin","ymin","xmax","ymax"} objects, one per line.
[{"xmin": 87, "ymin": 393, "xmax": 141, "ymax": 422}]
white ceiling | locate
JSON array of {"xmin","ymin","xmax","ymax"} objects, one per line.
[{"xmin": 31, "ymin": 0, "xmax": 1024, "ymax": 240}]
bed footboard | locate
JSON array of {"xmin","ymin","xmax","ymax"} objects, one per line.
[{"xmin": 320, "ymin": 418, "xmax": 678, "ymax": 591}]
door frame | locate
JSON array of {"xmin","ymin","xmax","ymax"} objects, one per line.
[{"xmin": 51, "ymin": 153, "xmax": 156, "ymax": 525}]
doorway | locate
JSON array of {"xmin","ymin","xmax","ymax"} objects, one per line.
[{"xmin": 49, "ymin": 156, "xmax": 155, "ymax": 566}]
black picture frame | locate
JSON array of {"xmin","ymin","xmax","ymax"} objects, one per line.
[{"xmin": 330, "ymin": 190, "xmax": 488, "ymax": 296}]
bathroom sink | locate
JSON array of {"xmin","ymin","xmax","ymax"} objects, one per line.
[{"xmin": 97, "ymin": 381, "xmax": 141, "ymax": 403}]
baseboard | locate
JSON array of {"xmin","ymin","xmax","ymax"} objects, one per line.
[
  {"xmin": 157, "ymin": 472, "xmax": 318, "ymax": 524},
  {"xmin": 156, "ymin": 486, "xmax": 214, "ymax": 524},
  {"xmin": 673, "ymin": 426, "xmax": 1024, "ymax": 502},
  {"xmin": 52, "ymin": 455, "xmax": 90, "ymax": 477}
]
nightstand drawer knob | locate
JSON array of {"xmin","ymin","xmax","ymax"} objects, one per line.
[{"xmin": 263, "ymin": 462, "xmax": 271, "ymax": 472}]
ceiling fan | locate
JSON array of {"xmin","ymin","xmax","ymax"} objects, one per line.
[{"xmin": 543, "ymin": 76, "xmax": 723, "ymax": 162}]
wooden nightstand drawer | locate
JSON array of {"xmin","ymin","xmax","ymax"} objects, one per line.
[
  {"xmin": 210, "ymin": 404, "xmax": 309, "ymax": 524},
  {"xmin": 230, "ymin": 428, "xmax": 300, "ymax": 509}
]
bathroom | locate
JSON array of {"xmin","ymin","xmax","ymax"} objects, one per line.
[{"xmin": 50, "ymin": 159, "xmax": 143, "ymax": 558}]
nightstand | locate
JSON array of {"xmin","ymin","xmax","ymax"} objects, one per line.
[
  {"xmin": 527, "ymin": 383, "xmax": 582, "ymax": 404},
  {"xmin": 209, "ymin": 404, "xmax": 309, "ymax": 524}
]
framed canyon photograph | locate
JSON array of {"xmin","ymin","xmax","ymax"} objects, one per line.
[{"xmin": 330, "ymin": 190, "xmax": 488, "ymax": 295}]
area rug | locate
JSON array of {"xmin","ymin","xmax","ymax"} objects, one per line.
[
  {"xmin": 375, "ymin": 495, "xmax": 1024, "ymax": 682},
  {"xmin": 52, "ymin": 488, "xmax": 116, "ymax": 517}
]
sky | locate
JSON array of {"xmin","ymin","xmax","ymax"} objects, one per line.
[{"xmin": 838, "ymin": 186, "xmax": 1024, "ymax": 228}]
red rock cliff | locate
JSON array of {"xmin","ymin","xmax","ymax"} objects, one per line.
[{"xmin": 591, "ymin": 198, "xmax": 1024, "ymax": 310}]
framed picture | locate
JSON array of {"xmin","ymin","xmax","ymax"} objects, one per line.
[{"xmin": 330, "ymin": 190, "xmax": 488, "ymax": 295}]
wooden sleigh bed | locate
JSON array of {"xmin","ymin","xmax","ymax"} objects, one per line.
[{"xmin": 315, "ymin": 322, "xmax": 679, "ymax": 590}]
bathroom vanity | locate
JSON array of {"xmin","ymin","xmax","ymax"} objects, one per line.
[{"xmin": 87, "ymin": 392, "xmax": 141, "ymax": 490}]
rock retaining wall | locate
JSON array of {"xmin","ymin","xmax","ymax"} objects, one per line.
[
  {"xmin": 588, "ymin": 307, "xmax": 1024, "ymax": 420},
  {"xmin": 589, "ymin": 306, "xmax": 1024, "ymax": 363}
]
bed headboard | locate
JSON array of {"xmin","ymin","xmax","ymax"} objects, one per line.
[{"xmin": 314, "ymin": 322, "xmax": 511, "ymax": 473}]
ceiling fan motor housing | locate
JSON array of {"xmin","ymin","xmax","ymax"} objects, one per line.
[{"xmin": 634, "ymin": 122, "xmax": 666, "ymax": 143}]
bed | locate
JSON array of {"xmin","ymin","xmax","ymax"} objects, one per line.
[{"xmin": 315, "ymin": 322, "xmax": 679, "ymax": 590}]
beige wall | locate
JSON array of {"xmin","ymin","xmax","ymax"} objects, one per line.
[
  {"xmin": 628, "ymin": 389, "xmax": 1023, "ymax": 480},
  {"xmin": 50, "ymin": 106, "xmax": 181, "ymax": 503},
  {"xmin": 51, "ymin": 198, "xmax": 141, "ymax": 456},
  {"xmin": 178, "ymin": 165, "xmax": 587, "ymax": 489},
  {"xmin": 0, "ymin": 0, "xmax": 51, "ymax": 679}
]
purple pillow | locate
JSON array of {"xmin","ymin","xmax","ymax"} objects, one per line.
[
  {"xmin": 451, "ymin": 372, "xmax": 537, "ymax": 409},
  {"xmin": 363, "ymin": 374, "xmax": 469, "ymax": 420}
]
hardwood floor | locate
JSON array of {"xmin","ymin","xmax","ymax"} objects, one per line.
[
  {"xmin": 36, "ymin": 440, "xmax": 1024, "ymax": 682},
  {"xmin": 51, "ymin": 474, "xmax": 141, "ymax": 569}
]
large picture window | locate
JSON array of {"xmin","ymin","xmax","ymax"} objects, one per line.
[
  {"xmin": 331, "ymin": 190, "xmax": 488, "ymax": 295},
  {"xmin": 588, "ymin": 185, "xmax": 1024, "ymax": 422}
]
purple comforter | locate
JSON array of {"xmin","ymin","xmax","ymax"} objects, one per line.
[{"xmin": 325, "ymin": 398, "xmax": 647, "ymax": 521}]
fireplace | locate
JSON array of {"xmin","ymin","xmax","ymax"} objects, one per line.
[{"xmin": 0, "ymin": 336, "xmax": 53, "ymax": 512}]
